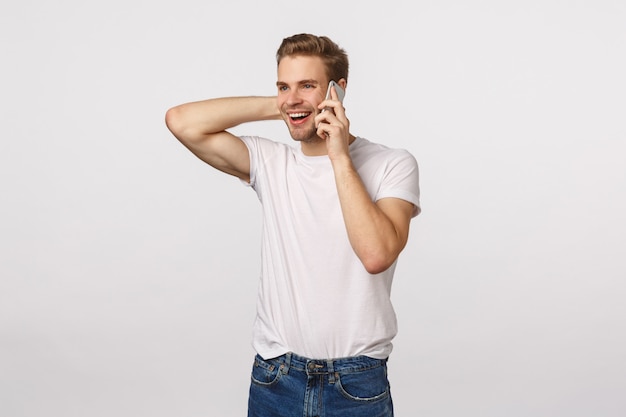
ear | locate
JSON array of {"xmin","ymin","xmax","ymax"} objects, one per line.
[{"xmin": 338, "ymin": 78, "xmax": 347, "ymax": 90}]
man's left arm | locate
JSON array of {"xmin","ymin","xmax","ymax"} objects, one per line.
[
  {"xmin": 317, "ymin": 89, "xmax": 417, "ymax": 274},
  {"xmin": 331, "ymin": 158, "xmax": 416, "ymax": 275}
]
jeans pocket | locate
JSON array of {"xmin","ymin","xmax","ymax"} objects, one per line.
[
  {"xmin": 336, "ymin": 364, "xmax": 390, "ymax": 402},
  {"xmin": 250, "ymin": 355, "xmax": 283, "ymax": 387}
]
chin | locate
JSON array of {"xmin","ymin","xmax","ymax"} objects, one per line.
[
  {"xmin": 297, "ymin": 137, "xmax": 325, "ymax": 145},
  {"xmin": 288, "ymin": 126, "xmax": 318, "ymax": 143}
]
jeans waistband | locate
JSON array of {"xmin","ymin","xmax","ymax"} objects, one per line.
[{"xmin": 268, "ymin": 352, "xmax": 388, "ymax": 376}]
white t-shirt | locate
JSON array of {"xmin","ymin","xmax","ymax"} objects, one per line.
[{"xmin": 240, "ymin": 135, "xmax": 420, "ymax": 360}]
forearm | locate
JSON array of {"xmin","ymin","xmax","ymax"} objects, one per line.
[
  {"xmin": 331, "ymin": 156, "xmax": 408, "ymax": 274},
  {"xmin": 166, "ymin": 96, "xmax": 281, "ymax": 141}
]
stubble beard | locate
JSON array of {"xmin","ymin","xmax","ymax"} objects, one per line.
[
  {"xmin": 289, "ymin": 125, "xmax": 322, "ymax": 144},
  {"xmin": 284, "ymin": 113, "xmax": 325, "ymax": 144},
  {"xmin": 281, "ymin": 105, "xmax": 325, "ymax": 144}
]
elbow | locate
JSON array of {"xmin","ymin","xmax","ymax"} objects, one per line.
[
  {"xmin": 165, "ymin": 106, "xmax": 204, "ymax": 146},
  {"xmin": 360, "ymin": 251, "xmax": 398, "ymax": 275},
  {"xmin": 165, "ymin": 106, "xmax": 184, "ymax": 138}
]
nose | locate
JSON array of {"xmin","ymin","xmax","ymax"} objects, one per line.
[{"xmin": 284, "ymin": 89, "xmax": 303, "ymax": 106}]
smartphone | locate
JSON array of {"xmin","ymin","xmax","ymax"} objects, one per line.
[{"xmin": 321, "ymin": 80, "xmax": 345, "ymax": 113}]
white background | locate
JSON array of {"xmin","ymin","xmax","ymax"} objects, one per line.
[{"xmin": 1, "ymin": 1, "xmax": 625, "ymax": 416}]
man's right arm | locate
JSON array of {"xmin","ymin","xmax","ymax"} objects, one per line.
[{"xmin": 165, "ymin": 96, "xmax": 280, "ymax": 182}]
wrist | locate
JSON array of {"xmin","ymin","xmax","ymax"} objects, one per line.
[{"xmin": 329, "ymin": 153, "xmax": 354, "ymax": 172}]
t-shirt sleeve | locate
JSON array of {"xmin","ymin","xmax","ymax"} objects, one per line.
[
  {"xmin": 376, "ymin": 150, "xmax": 421, "ymax": 217},
  {"xmin": 238, "ymin": 135, "xmax": 259, "ymax": 189},
  {"xmin": 237, "ymin": 135, "xmax": 288, "ymax": 202}
]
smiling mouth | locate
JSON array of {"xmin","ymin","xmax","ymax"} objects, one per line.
[{"xmin": 289, "ymin": 112, "xmax": 312, "ymax": 121}]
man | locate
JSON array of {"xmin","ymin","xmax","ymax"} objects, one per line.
[{"xmin": 165, "ymin": 33, "xmax": 420, "ymax": 417}]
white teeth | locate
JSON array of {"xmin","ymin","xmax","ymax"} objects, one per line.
[{"xmin": 290, "ymin": 113, "xmax": 308, "ymax": 118}]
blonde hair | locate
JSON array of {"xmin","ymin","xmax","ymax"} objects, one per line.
[{"xmin": 276, "ymin": 33, "xmax": 349, "ymax": 84}]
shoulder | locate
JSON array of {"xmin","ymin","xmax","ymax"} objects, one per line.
[
  {"xmin": 351, "ymin": 137, "xmax": 418, "ymax": 168},
  {"xmin": 240, "ymin": 135, "xmax": 286, "ymax": 150},
  {"xmin": 239, "ymin": 136, "xmax": 292, "ymax": 152},
  {"xmin": 240, "ymin": 135, "xmax": 295, "ymax": 158}
]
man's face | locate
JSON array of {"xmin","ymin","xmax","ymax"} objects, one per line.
[{"xmin": 276, "ymin": 55, "xmax": 329, "ymax": 143}]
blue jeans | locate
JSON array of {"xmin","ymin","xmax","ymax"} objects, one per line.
[{"xmin": 248, "ymin": 352, "xmax": 394, "ymax": 417}]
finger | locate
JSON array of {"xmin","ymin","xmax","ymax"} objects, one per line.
[
  {"xmin": 315, "ymin": 108, "xmax": 335, "ymax": 127},
  {"xmin": 329, "ymin": 85, "xmax": 337, "ymax": 100},
  {"xmin": 319, "ymin": 87, "xmax": 338, "ymax": 112},
  {"xmin": 316, "ymin": 121, "xmax": 334, "ymax": 139}
]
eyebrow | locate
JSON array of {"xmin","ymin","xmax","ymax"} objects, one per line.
[{"xmin": 276, "ymin": 79, "xmax": 321, "ymax": 87}]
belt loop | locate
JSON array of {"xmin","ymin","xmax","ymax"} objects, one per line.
[
  {"xmin": 327, "ymin": 359, "xmax": 336, "ymax": 384},
  {"xmin": 281, "ymin": 352, "xmax": 292, "ymax": 375}
]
